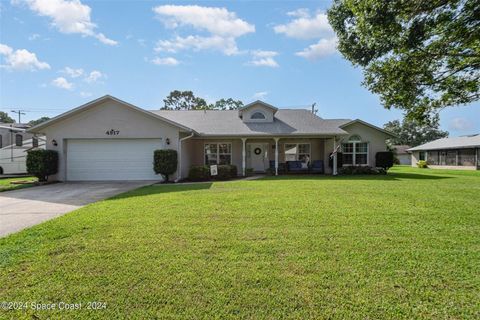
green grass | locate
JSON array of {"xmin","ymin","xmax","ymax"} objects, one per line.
[
  {"xmin": 0, "ymin": 167, "xmax": 479, "ymax": 319},
  {"xmin": 0, "ymin": 176, "xmax": 37, "ymax": 192}
]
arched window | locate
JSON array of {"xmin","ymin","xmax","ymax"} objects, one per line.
[
  {"xmin": 15, "ymin": 134, "xmax": 23, "ymax": 147},
  {"xmin": 342, "ymin": 135, "xmax": 368, "ymax": 165},
  {"xmin": 349, "ymin": 135, "xmax": 362, "ymax": 141},
  {"xmin": 251, "ymin": 112, "xmax": 266, "ymax": 120}
]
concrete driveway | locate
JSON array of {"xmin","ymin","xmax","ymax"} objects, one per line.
[{"xmin": 0, "ymin": 181, "xmax": 153, "ymax": 237}]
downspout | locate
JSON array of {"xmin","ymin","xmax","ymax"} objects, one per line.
[{"xmin": 175, "ymin": 132, "xmax": 195, "ymax": 182}]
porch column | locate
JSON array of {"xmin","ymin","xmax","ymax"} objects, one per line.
[
  {"xmin": 333, "ymin": 136, "xmax": 338, "ymax": 176},
  {"xmin": 242, "ymin": 138, "xmax": 247, "ymax": 176},
  {"xmin": 274, "ymin": 137, "xmax": 279, "ymax": 176}
]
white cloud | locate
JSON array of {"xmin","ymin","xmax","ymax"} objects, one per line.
[
  {"xmin": 155, "ymin": 35, "xmax": 239, "ymax": 56},
  {"xmin": 275, "ymin": 9, "xmax": 337, "ymax": 60},
  {"xmin": 151, "ymin": 57, "xmax": 180, "ymax": 66},
  {"xmin": 52, "ymin": 76, "xmax": 73, "ymax": 90},
  {"xmin": 94, "ymin": 33, "xmax": 117, "ymax": 46},
  {"xmin": 153, "ymin": 5, "xmax": 254, "ymax": 37},
  {"xmin": 287, "ymin": 8, "xmax": 310, "ymax": 19},
  {"xmin": 28, "ymin": 33, "xmax": 40, "ymax": 40},
  {"xmin": 449, "ymin": 117, "xmax": 473, "ymax": 131},
  {"xmin": 253, "ymin": 91, "xmax": 268, "ymax": 100},
  {"xmin": 84, "ymin": 70, "xmax": 104, "ymax": 83},
  {"xmin": 80, "ymin": 91, "xmax": 92, "ymax": 97},
  {"xmin": 295, "ymin": 38, "xmax": 337, "ymax": 60},
  {"xmin": 16, "ymin": 0, "xmax": 117, "ymax": 46},
  {"xmin": 0, "ymin": 43, "xmax": 50, "ymax": 71},
  {"xmin": 247, "ymin": 50, "xmax": 279, "ymax": 67},
  {"xmin": 274, "ymin": 11, "xmax": 334, "ymax": 40},
  {"xmin": 62, "ymin": 66, "xmax": 84, "ymax": 78},
  {"xmin": 152, "ymin": 5, "xmax": 254, "ymax": 56}
]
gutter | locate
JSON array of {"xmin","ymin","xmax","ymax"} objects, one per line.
[{"xmin": 175, "ymin": 132, "xmax": 195, "ymax": 182}]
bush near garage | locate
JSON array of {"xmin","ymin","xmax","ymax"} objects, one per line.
[
  {"xmin": 26, "ymin": 149, "xmax": 58, "ymax": 182},
  {"xmin": 375, "ymin": 151, "xmax": 395, "ymax": 172},
  {"xmin": 154, "ymin": 149, "xmax": 178, "ymax": 182}
]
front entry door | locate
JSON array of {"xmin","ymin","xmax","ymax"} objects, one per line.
[{"xmin": 248, "ymin": 143, "xmax": 267, "ymax": 172}]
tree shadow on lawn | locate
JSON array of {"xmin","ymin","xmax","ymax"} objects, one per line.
[
  {"xmin": 258, "ymin": 172, "xmax": 452, "ymax": 181},
  {"xmin": 110, "ymin": 182, "xmax": 213, "ymax": 200}
]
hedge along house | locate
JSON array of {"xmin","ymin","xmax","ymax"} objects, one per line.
[
  {"xmin": 28, "ymin": 95, "xmax": 395, "ymax": 181},
  {"xmin": 408, "ymin": 135, "xmax": 480, "ymax": 170}
]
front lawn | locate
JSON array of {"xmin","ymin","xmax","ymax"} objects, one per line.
[
  {"xmin": 0, "ymin": 176, "xmax": 37, "ymax": 192},
  {"xmin": 0, "ymin": 167, "xmax": 479, "ymax": 319}
]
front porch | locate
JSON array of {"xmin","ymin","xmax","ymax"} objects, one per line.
[{"xmin": 179, "ymin": 136, "xmax": 342, "ymax": 179}]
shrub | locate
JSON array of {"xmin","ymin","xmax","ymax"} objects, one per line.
[
  {"xmin": 153, "ymin": 149, "xmax": 177, "ymax": 182},
  {"xmin": 188, "ymin": 164, "xmax": 237, "ymax": 181},
  {"xmin": 246, "ymin": 168, "xmax": 254, "ymax": 176},
  {"xmin": 227, "ymin": 165, "xmax": 238, "ymax": 178},
  {"xmin": 213, "ymin": 165, "xmax": 237, "ymax": 180},
  {"xmin": 375, "ymin": 151, "xmax": 394, "ymax": 172},
  {"xmin": 26, "ymin": 149, "xmax": 58, "ymax": 182},
  {"xmin": 188, "ymin": 165, "xmax": 210, "ymax": 181},
  {"xmin": 417, "ymin": 160, "xmax": 428, "ymax": 168},
  {"xmin": 328, "ymin": 152, "xmax": 343, "ymax": 168},
  {"xmin": 338, "ymin": 166, "xmax": 386, "ymax": 175}
]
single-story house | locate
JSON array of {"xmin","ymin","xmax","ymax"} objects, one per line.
[
  {"xmin": 392, "ymin": 145, "xmax": 411, "ymax": 165},
  {"xmin": 28, "ymin": 95, "xmax": 395, "ymax": 181},
  {"xmin": 408, "ymin": 135, "xmax": 480, "ymax": 170}
]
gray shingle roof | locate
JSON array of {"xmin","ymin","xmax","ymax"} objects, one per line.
[
  {"xmin": 149, "ymin": 109, "xmax": 351, "ymax": 136},
  {"xmin": 408, "ymin": 134, "xmax": 480, "ymax": 151}
]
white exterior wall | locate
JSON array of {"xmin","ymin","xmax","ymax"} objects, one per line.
[{"xmin": 39, "ymin": 100, "xmax": 183, "ymax": 181}]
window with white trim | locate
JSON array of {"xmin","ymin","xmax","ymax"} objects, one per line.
[
  {"xmin": 284, "ymin": 143, "xmax": 310, "ymax": 162},
  {"xmin": 342, "ymin": 135, "xmax": 368, "ymax": 165},
  {"xmin": 204, "ymin": 143, "xmax": 232, "ymax": 165},
  {"xmin": 251, "ymin": 112, "xmax": 266, "ymax": 119}
]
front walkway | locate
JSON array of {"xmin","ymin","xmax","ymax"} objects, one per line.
[{"xmin": 0, "ymin": 181, "xmax": 152, "ymax": 237}]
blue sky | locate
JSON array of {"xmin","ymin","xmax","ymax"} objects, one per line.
[{"xmin": 0, "ymin": 0, "xmax": 478, "ymax": 136}]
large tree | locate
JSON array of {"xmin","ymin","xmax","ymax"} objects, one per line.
[
  {"xmin": 28, "ymin": 116, "xmax": 50, "ymax": 126},
  {"xmin": 0, "ymin": 111, "xmax": 15, "ymax": 123},
  {"xmin": 162, "ymin": 90, "xmax": 209, "ymax": 110},
  {"xmin": 384, "ymin": 115, "xmax": 449, "ymax": 147},
  {"xmin": 212, "ymin": 98, "xmax": 244, "ymax": 110},
  {"xmin": 328, "ymin": 0, "xmax": 480, "ymax": 123},
  {"xmin": 162, "ymin": 90, "xmax": 244, "ymax": 111}
]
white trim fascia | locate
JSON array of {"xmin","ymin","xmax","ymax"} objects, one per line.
[
  {"xmin": 340, "ymin": 119, "xmax": 396, "ymax": 137},
  {"xmin": 28, "ymin": 95, "xmax": 196, "ymax": 134}
]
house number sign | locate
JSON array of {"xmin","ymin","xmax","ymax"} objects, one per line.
[{"xmin": 105, "ymin": 129, "xmax": 120, "ymax": 136}]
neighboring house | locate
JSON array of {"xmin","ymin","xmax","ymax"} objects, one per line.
[
  {"xmin": 409, "ymin": 135, "xmax": 480, "ymax": 170},
  {"xmin": 0, "ymin": 123, "xmax": 46, "ymax": 174},
  {"xmin": 392, "ymin": 145, "xmax": 411, "ymax": 165},
  {"xmin": 28, "ymin": 95, "xmax": 395, "ymax": 181}
]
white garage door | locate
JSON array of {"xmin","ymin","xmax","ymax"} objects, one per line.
[{"xmin": 67, "ymin": 139, "xmax": 163, "ymax": 181}]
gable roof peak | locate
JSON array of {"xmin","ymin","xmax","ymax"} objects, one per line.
[{"xmin": 239, "ymin": 100, "xmax": 278, "ymax": 111}]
